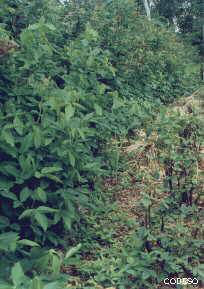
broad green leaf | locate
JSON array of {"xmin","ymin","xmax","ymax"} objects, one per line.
[
  {"xmin": 51, "ymin": 254, "xmax": 61, "ymax": 275},
  {"xmin": 65, "ymin": 243, "xmax": 82, "ymax": 259},
  {"xmin": 20, "ymin": 133, "xmax": 33, "ymax": 153},
  {"xmin": 13, "ymin": 200, "xmax": 22, "ymax": 208},
  {"xmin": 33, "ymin": 126, "xmax": 42, "ymax": 148},
  {"xmin": 45, "ymin": 174, "xmax": 63, "ymax": 183},
  {"xmin": 112, "ymin": 96, "xmax": 124, "ymax": 110},
  {"xmin": 45, "ymin": 23, "xmax": 56, "ymax": 31},
  {"xmin": 36, "ymin": 187, "xmax": 47, "ymax": 203},
  {"xmin": 1, "ymin": 130, "xmax": 15, "ymax": 147},
  {"xmin": 0, "ymin": 190, "xmax": 17, "ymax": 201},
  {"xmin": 35, "ymin": 212, "xmax": 48, "ymax": 231},
  {"xmin": 11, "ymin": 262, "xmax": 25, "ymax": 286},
  {"xmin": 19, "ymin": 155, "xmax": 34, "ymax": 177},
  {"xmin": 37, "ymin": 206, "xmax": 57, "ymax": 213},
  {"xmin": 18, "ymin": 239, "xmax": 40, "ymax": 247},
  {"xmin": 41, "ymin": 167, "xmax": 62, "ymax": 174},
  {"xmin": 0, "ymin": 177, "xmax": 13, "ymax": 190},
  {"xmin": 27, "ymin": 23, "xmax": 41, "ymax": 31},
  {"xmin": 44, "ymin": 138, "xmax": 53, "ymax": 146},
  {"xmin": 1, "ymin": 164, "xmax": 19, "ymax": 177},
  {"xmin": 0, "ymin": 142, "xmax": 17, "ymax": 158},
  {"xmin": 13, "ymin": 116, "xmax": 24, "ymax": 135},
  {"xmin": 68, "ymin": 152, "xmax": 75, "ymax": 167},
  {"xmin": 35, "ymin": 171, "xmax": 63, "ymax": 183},
  {"xmin": 19, "ymin": 209, "xmax": 33, "ymax": 219},
  {"xmin": 0, "ymin": 232, "xmax": 19, "ymax": 252},
  {"xmin": 94, "ymin": 104, "xmax": 102, "ymax": 116},
  {"xmin": 20, "ymin": 187, "xmax": 31, "ymax": 202},
  {"xmin": 62, "ymin": 215, "xmax": 71, "ymax": 230}
]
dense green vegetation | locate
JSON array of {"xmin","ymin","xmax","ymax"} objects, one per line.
[{"xmin": 0, "ymin": 0, "xmax": 203, "ymax": 288}]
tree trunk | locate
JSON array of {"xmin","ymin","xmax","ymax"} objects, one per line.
[{"xmin": 142, "ymin": 0, "xmax": 151, "ymax": 20}]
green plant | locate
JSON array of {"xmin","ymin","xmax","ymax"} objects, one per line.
[
  {"xmin": 0, "ymin": 1, "xmax": 202, "ymax": 288},
  {"xmin": 90, "ymin": 0, "xmax": 199, "ymax": 103}
]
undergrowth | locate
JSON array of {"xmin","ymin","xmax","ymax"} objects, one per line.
[
  {"xmin": 0, "ymin": 0, "xmax": 202, "ymax": 288},
  {"xmin": 64, "ymin": 92, "xmax": 204, "ymax": 289}
]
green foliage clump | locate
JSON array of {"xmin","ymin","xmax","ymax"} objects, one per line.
[
  {"xmin": 0, "ymin": 21, "xmax": 116, "ymax": 246},
  {"xmin": 76, "ymin": 100, "xmax": 204, "ymax": 289},
  {"xmin": 0, "ymin": 0, "xmax": 201, "ymax": 287},
  {"xmin": 90, "ymin": 0, "xmax": 198, "ymax": 102}
]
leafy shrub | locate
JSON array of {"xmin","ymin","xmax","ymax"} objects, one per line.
[
  {"xmin": 0, "ymin": 0, "xmax": 201, "ymax": 287},
  {"xmin": 78, "ymin": 99, "xmax": 204, "ymax": 289},
  {"xmin": 0, "ymin": 18, "xmax": 117, "ymax": 247},
  {"xmin": 90, "ymin": 0, "xmax": 199, "ymax": 102}
]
